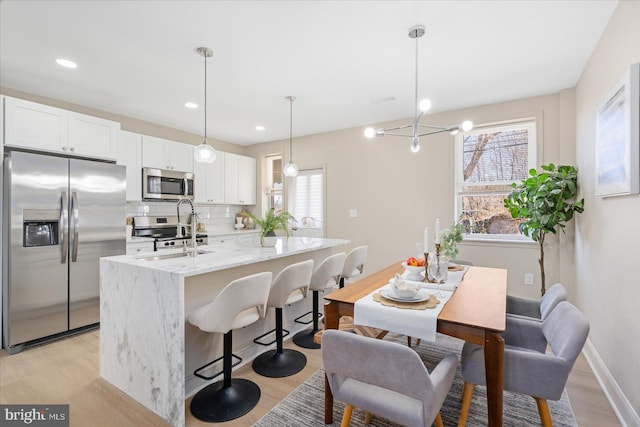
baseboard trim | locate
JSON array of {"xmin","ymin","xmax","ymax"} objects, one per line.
[{"xmin": 582, "ymin": 338, "xmax": 640, "ymax": 427}]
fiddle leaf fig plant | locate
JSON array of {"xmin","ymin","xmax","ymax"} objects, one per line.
[{"xmin": 504, "ymin": 164, "xmax": 584, "ymax": 296}]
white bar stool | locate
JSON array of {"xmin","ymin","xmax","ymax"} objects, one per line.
[
  {"xmin": 339, "ymin": 245, "xmax": 368, "ymax": 288},
  {"xmin": 292, "ymin": 252, "xmax": 346, "ymax": 349},
  {"xmin": 187, "ymin": 271, "xmax": 272, "ymax": 422},
  {"xmin": 252, "ymin": 259, "xmax": 314, "ymax": 378}
]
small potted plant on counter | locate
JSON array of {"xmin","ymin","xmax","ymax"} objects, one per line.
[{"xmin": 243, "ymin": 208, "xmax": 294, "ymax": 247}]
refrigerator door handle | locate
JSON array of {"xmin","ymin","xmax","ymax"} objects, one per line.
[
  {"xmin": 70, "ymin": 191, "xmax": 79, "ymax": 262},
  {"xmin": 60, "ymin": 192, "xmax": 68, "ymax": 264}
]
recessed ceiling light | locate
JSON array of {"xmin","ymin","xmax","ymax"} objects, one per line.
[
  {"xmin": 255, "ymin": 126, "xmax": 265, "ymax": 131},
  {"xmin": 55, "ymin": 58, "xmax": 77, "ymax": 69},
  {"xmin": 185, "ymin": 102, "xmax": 198, "ymax": 109}
]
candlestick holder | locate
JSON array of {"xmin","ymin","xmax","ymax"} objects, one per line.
[{"xmin": 427, "ymin": 244, "xmax": 448, "ymax": 284}]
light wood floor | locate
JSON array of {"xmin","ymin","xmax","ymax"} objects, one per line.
[{"xmin": 0, "ymin": 328, "xmax": 620, "ymax": 427}]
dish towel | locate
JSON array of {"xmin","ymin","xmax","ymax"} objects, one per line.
[{"xmin": 354, "ymin": 283, "xmax": 453, "ymax": 342}]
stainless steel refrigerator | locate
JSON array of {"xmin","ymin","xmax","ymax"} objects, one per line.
[{"xmin": 2, "ymin": 151, "xmax": 125, "ymax": 354}]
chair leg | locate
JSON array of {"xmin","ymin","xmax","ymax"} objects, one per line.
[
  {"xmin": 407, "ymin": 336, "xmax": 412, "ymax": 347},
  {"xmin": 534, "ymin": 397, "xmax": 553, "ymax": 427},
  {"xmin": 364, "ymin": 411, "xmax": 371, "ymax": 424},
  {"xmin": 435, "ymin": 412, "xmax": 444, "ymax": 427},
  {"xmin": 341, "ymin": 404, "xmax": 353, "ymax": 427},
  {"xmin": 458, "ymin": 382, "xmax": 475, "ymax": 427}
]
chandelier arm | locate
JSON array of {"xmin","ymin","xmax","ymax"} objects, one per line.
[
  {"xmin": 380, "ymin": 124, "xmax": 415, "ymax": 132},
  {"xmin": 417, "ymin": 124, "xmax": 450, "ymax": 130},
  {"xmin": 382, "ymin": 132, "xmax": 418, "ymax": 138},
  {"xmin": 417, "ymin": 128, "xmax": 455, "ymax": 137}
]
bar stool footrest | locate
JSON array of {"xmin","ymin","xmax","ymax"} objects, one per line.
[
  {"xmin": 253, "ymin": 327, "xmax": 290, "ymax": 346},
  {"xmin": 194, "ymin": 353, "xmax": 242, "ymax": 380},
  {"xmin": 294, "ymin": 310, "xmax": 323, "ymax": 325}
]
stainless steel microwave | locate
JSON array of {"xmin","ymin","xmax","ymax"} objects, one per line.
[{"xmin": 142, "ymin": 168, "xmax": 194, "ymax": 201}]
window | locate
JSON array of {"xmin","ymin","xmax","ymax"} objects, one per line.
[
  {"xmin": 454, "ymin": 119, "xmax": 537, "ymax": 240},
  {"xmin": 291, "ymin": 168, "xmax": 324, "ymax": 237},
  {"xmin": 265, "ymin": 155, "xmax": 283, "ymax": 211}
]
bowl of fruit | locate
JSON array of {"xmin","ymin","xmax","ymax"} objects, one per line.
[{"xmin": 402, "ymin": 257, "xmax": 425, "ymax": 281}]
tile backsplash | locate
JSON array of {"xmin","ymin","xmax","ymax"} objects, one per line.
[{"xmin": 125, "ymin": 202, "xmax": 250, "ymax": 234}]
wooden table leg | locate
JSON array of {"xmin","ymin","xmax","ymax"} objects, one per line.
[
  {"xmin": 484, "ymin": 332, "xmax": 504, "ymax": 426},
  {"xmin": 324, "ymin": 301, "xmax": 339, "ymax": 424}
]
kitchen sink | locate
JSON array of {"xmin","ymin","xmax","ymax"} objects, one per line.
[{"xmin": 138, "ymin": 249, "xmax": 213, "ymax": 261}]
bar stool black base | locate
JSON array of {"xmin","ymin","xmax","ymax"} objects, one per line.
[
  {"xmin": 252, "ymin": 349, "xmax": 307, "ymax": 378},
  {"xmin": 292, "ymin": 328, "xmax": 321, "ymax": 349},
  {"xmin": 190, "ymin": 378, "xmax": 260, "ymax": 422}
]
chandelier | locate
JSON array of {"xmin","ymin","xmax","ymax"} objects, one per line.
[{"xmin": 364, "ymin": 25, "xmax": 473, "ymax": 153}]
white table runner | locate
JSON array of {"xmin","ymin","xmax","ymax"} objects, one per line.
[{"xmin": 353, "ymin": 265, "xmax": 469, "ymax": 342}]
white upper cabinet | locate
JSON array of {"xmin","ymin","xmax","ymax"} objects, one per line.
[
  {"xmin": 194, "ymin": 151, "xmax": 225, "ymax": 204},
  {"xmin": 117, "ymin": 130, "xmax": 142, "ymax": 201},
  {"xmin": 141, "ymin": 135, "xmax": 193, "ymax": 173},
  {"xmin": 3, "ymin": 96, "xmax": 119, "ymax": 160},
  {"xmin": 224, "ymin": 152, "xmax": 256, "ymax": 205}
]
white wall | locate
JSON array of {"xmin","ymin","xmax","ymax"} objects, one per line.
[{"xmin": 575, "ymin": 1, "xmax": 640, "ymax": 424}]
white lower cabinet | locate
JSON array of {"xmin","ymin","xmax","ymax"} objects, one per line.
[{"xmin": 126, "ymin": 240, "xmax": 155, "ymax": 255}]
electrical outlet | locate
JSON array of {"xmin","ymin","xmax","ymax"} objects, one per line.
[{"xmin": 524, "ymin": 273, "xmax": 534, "ymax": 286}]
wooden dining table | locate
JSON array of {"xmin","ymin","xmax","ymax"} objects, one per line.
[{"xmin": 320, "ymin": 262, "xmax": 508, "ymax": 426}]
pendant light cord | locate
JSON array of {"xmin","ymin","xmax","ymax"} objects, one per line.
[
  {"xmin": 289, "ymin": 97, "xmax": 293, "ymax": 163},
  {"xmin": 204, "ymin": 51, "xmax": 208, "ymax": 142}
]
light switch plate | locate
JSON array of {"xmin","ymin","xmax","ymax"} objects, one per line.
[{"xmin": 349, "ymin": 208, "xmax": 358, "ymax": 218}]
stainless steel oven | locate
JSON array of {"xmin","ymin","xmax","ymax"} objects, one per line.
[{"xmin": 142, "ymin": 167, "xmax": 194, "ymax": 201}]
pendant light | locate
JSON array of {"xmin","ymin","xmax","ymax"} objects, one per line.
[
  {"xmin": 283, "ymin": 95, "xmax": 299, "ymax": 177},
  {"xmin": 364, "ymin": 25, "xmax": 473, "ymax": 152},
  {"xmin": 193, "ymin": 47, "xmax": 217, "ymax": 164}
]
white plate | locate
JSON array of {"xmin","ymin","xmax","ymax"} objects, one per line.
[{"xmin": 380, "ymin": 288, "xmax": 432, "ymax": 303}]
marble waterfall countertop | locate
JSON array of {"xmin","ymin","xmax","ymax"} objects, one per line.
[
  {"xmin": 99, "ymin": 236, "xmax": 349, "ymax": 427},
  {"xmin": 106, "ymin": 236, "xmax": 349, "ymax": 277}
]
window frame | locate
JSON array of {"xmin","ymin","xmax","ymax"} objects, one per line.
[{"xmin": 454, "ymin": 118, "xmax": 538, "ymax": 242}]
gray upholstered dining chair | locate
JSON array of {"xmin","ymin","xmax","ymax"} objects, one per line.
[
  {"xmin": 322, "ymin": 329, "xmax": 458, "ymax": 427},
  {"xmin": 458, "ymin": 301, "xmax": 589, "ymax": 427},
  {"xmin": 506, "ymin": 282, "xmax": 567, "ymax": 320}
]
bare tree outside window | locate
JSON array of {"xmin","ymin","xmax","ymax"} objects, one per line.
[{"xmin": 455, "ymin": 120, "xmax": 536, "ymax": 238}]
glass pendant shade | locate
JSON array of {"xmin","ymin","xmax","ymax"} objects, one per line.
[
  {"xmin": 194, "ymin": 141, "xmax": 217, "ymax": 163},
  {"xmin": 283, "ymin": 161, "xmax": 299, "ymax": 177}
]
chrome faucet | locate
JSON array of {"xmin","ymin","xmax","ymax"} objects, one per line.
[{"xmin": 176, "ymin": 198, "xmax": 197, "ymax": 256}]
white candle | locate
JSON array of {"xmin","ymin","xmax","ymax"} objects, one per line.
[
  {"xmin": 423, "ymin": 227, "xmax": 429, "ymax": 254},
  {"xmin": 435, "ymin": 218, "xmax": 441, "ymax": 244}
]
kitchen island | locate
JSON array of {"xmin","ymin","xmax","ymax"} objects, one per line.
[{"xmin": 99, "ymin": 236, "xmax": 348, "ymax": 427}]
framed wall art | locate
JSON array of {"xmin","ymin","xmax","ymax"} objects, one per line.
[{"xmin": 595, "ymin": 63, "xmax": 640, "ymax": 197}]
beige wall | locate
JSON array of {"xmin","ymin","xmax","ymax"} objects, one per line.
[
  {"xmin": 575, "ymin": 1, "xmax": 640, "ymax": 424},
  {"xmin": 246, "ymin": 90, "xmax": 578, "ymax": 299}
]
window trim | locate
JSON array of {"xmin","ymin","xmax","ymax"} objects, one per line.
[{"xmin": 454, "ymin": 118, "xmax": 538, "ymax": 242}]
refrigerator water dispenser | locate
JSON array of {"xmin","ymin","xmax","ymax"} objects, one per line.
[{"xmin": 22, "ymin": 209, "xmax": 59, "ymax": 247}]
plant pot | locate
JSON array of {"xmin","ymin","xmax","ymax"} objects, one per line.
[{"xmin": 261, "ymin": 233, "xmax": 277, "ymax": 247}]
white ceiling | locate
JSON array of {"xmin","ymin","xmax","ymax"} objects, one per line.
[{"xmin": 0, "ymin": 1, "xmax": 617, "ymax": 146}]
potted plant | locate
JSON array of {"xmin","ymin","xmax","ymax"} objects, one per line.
[
  {"xmin": 440, "ymin": 222, "xmax": 463, "ymax": 259},
  {"xmin": 504, "ymin": 164, "xmax": 584, "ymax": 296},
  {"xmin": 243, "ymin": 208, "xmax": 294, "ymax": 247}
]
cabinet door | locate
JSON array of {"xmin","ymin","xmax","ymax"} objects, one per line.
[
  {"xmin": 194, "ymin": 151, "xmax": 225, "ymax": 203},
  {"xmin": 224, "ymin": 152, "xmax": 241, "ymax": 204},
  {"xmin": 68, "ymin": 112, "xmax": 120, "ymax": 160},
  {"xmin": 141, "ymin": 135, "xmax": 170, "ymax": 169},
  {"xmin": 4, "ymin": 96, "xmax": 68, "ymax": 153},
  {"xmin": 238, "ymin": 155, "xmax": 256, "ymax": 205},
  {"xmin": 117, "ymin": 131, "xmax": 142, "ymax": 201},
  {"xmin": 169, "ymin": 141, "xmax": 193, "ymax": 173}
]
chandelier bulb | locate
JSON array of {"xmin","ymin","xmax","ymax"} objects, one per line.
[
  {"xmin": 418, "ymin": 99, "xmax": 431, "ymax": 113},
  {"xmin": 364, "ymin": 127, "xmax": 376, "ymax": 139},
  {"xmin": 411, "ymin": 141, "xmax": 420, "ymax": 153},
  {"xmin": 283, "ymin": 161, "xmax": 299, "ymax": 177},
  {"xmin": 461, "ymin": 120, "xmax": 474, "ymax": 132}
]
